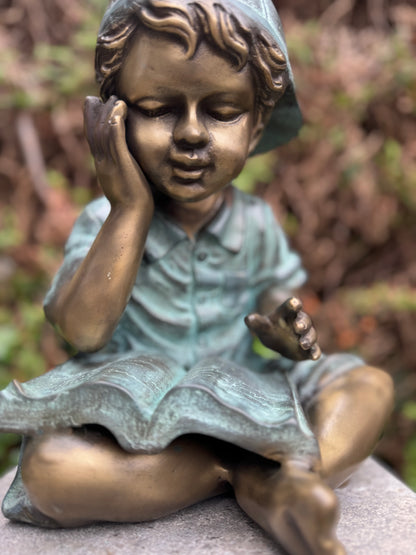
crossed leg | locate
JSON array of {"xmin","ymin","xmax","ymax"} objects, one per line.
[
  {"xmin": 21, "ymin": 428, "xmax": 231, "ymax": 526},
  {"xmin": 21, "ymin": 428, "xmax": 343, "ymax": 554}
]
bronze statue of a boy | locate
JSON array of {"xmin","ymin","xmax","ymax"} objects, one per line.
[{"xmin": 0, "ymin": 1, "xmax": 393, "ymax": 553}]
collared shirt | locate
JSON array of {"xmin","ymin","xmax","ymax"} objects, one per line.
[{"xmin": 45, "ymin": 186, "xmax": 306, "ymax": 371}]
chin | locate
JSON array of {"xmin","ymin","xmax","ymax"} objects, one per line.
[{"xmin": 158, "ymin": 182, "xmax": 214, "ymax": 203}]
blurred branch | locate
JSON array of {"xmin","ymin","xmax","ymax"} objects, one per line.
[
  {"xmin": 16, "ymin": 113, "xmax": 48, "ymax": 205},
  {"xmin": 368, "ymin": 0, "xmax": 389, "ymax": 30},
  {"xmin": 320, "ymin": 0, "xmax": 355, "ymax": 25},
  {"xmin": 19, "ymin": 0, "xmax": 49, "ymax": 44}
]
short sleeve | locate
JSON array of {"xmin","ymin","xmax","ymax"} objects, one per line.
[
  {"xmin": 264, "ymin": 204, "xmax": 307, "ymax": 289},
  {"xmin": 248, "ymin": 200, "xmax": 307, "ymax": 296},
  {"xmin": 43, "ymin": 197, "xmax": 110, "ymax": 308},
  {"xmin": 289, "ymin": 353, "xmax": 365, "ymax": 407}
]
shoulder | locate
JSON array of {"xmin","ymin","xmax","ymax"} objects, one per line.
[
  {"xmin": 71, "ymin": 196, "xmax": 110, "ymax": 236},
  {"xmin": 231, "ymin": 186, "xmax": 281, "ymax": 234},
  {"xmin": 232, "ymin": 186, "xmax": 272, "ymax": 211},
  {"xmin": 80, "ymin": 196, "xmax": 111, "ymax": 226},
  {"xmin": 63, "ymin": 196, "xmax": 110, "ymax": 254}
]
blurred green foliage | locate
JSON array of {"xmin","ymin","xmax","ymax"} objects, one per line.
[
  {"xmin": 343, "ymin": 284, "xmax": 416, "ymax": 314},
  {"xmin": 0, "ymin": 434, "xmax": 20, "ymax": 475},
  {"xmin": 234, "ymin": 153, "xmax": 275, "ymax": 193},
  {"xmin": 0, "ymin": 0, "xmax": 105, "ymax": 110},
  {"xmin": 403, "ymin": 402, "xmax": 416, "ymax": 490}
]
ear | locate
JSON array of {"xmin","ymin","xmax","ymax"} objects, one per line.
[{"xmin": 248, "ymin": 114, "xmax": 265, "ymax": 154}]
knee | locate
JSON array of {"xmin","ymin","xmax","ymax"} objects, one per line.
[
  {"xmin": 349, "ymin": 365, "xmax": 394, "ymax": 409},
  {"xmin": 21, "ymin": 430, "xmax": 90, "ymax": 521},
  {"xmin": 23, "ymin": 433, "xmax": 57, "ymax": 485}
]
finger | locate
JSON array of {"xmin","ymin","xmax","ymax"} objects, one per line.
[
  {"xmin": 97, "ymin": 98, "xmax": 128, "ymax": 160},
  {"xmin": 102, "ymin": 96, "xmax": 125, "ymax": 126},
  {"xmin": 107, "ymin": 101, "xmax": 129, "ymax": 161},
  {"xmin": 299, "ymin": 327, "xmax": 317, "ymax": 350},
  {"xmin": 293, "ymin": 311, "xmax": 312, "ymax": 335},
  {"xmin": 110, "ymin": 98, "xmax": 127, "ymax": 121},
  {"xmin": 310, "ymin": 343, "xmax": 322, "ymax": 361},
  {"xmin": 83, "ymin": 96, "xmax": 102, "ymax": 126},
  {"xmin": 85, "ymin": 96, "xmax": 120, "ymax": 162},
  {"xmin": 102, "ymin": 95, "xmax": 121, "ymax": 121},
  {"xmin": 272, "ymin": 297, "xmax": 303, "ymax": 324},
  {"xmin": 244, "ymin": 313, "xmax": 270, "ymax": 335},
  {"xmin": 83, "ymin": 96, "xmax": 104, "ymax": 157}
]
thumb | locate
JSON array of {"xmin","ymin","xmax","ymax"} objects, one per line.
[{"xmin": 244, "ymin": 312, "xmax": 270, "ymax": 334}]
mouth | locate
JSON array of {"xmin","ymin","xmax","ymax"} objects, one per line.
[
  {"xmin": 171, "ymin": 166, "xmax": 206, "ymax": 182},
  {"xmin": 169, "ymin": 157, "xmax": 210, "ymax": 183}
]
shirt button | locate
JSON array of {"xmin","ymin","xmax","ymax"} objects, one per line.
[{"xmin": 197, "ymin": 252, "xmax": 207, "ymax": 261}]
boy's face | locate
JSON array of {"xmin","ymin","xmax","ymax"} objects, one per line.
[{"xmin": 117, "ymin": 29, "xmax": 262, "ymax": 203}]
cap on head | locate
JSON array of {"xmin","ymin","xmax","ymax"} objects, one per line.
[{"xmin": 99, "ymin": 0, "xmax": 302, "ymax": 154}]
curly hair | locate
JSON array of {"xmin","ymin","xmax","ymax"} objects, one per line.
[{"xmin": 95, "ymin": 0, "xmax": 289, "ymax": 120}]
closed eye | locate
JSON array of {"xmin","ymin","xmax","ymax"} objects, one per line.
[
  {"xmin": 207, "ymin": 107, "xmax": 244, "ymax": 122},
  {"xmin": 125, "ymin": 99, "xmax": 174, "ymax": 118},
  {"xmin": 137, "ymin": 105, "xmax": 173, "ymax": 118}
]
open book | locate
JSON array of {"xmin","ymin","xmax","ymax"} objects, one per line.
[{"xmin": 0, "ymin": 353, "xmax": 319, "ymax": 464}]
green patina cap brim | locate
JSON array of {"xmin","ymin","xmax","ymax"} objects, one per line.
[
  {"xmin": 253, "ymin": 82, "xmax": 302, "ymax": 154},
  {"xmin": 100, "ymin": 0, "xmax": 303, "ymax": 154},
  {"xmin": 224, "ymin": 0, "xmax": 303, "ymax": 154}
]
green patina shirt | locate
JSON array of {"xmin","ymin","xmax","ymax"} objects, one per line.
[{"xmin": 46, "ymin": 186, "xmax": 307, "ymax": 371}]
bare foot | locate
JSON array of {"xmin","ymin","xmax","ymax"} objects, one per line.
[
  {"xmin": 269, "ymin": 465, "xmax": 344, "ymax": 554},
  {"xmin": 233, "ymin": 459, "xmax": 345, "ymax": 555}
]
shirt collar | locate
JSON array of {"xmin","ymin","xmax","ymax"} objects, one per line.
[
  {"xmin": 205, "ymin": 186, "xmax": 244, "ymax": 253},
  {"xmin": 144, "ymin": 186, "xmax": 245, "ymax": 262}
]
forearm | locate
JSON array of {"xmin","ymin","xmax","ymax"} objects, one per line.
[
  {"xmin": 45, "ymin": 200, "xmax": 153, "ymax": 351},
  {"xmin": 306, "ymin": 365, "xmax": 394, "ymax": 486}
]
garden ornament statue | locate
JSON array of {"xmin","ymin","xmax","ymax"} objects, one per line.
[{"xmin": 0, "ymin": 0, "xmax": 394, "ymax": 553}]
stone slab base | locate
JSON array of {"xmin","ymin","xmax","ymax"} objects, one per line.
[{"xmin": 0, "ymin": 458, "xmax": 415, "ymax": 554}]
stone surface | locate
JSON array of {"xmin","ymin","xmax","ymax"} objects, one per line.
[{"xmin": 0, "ymin": 458, "xmax": 415, "ymax": 554}]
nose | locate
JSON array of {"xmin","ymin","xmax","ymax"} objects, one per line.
[{"xmin": 173, "ymin": 105, "xmax": 209, "ymax": 148}]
